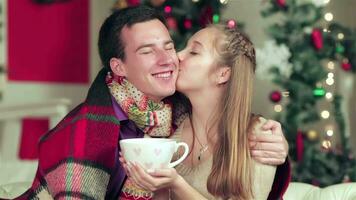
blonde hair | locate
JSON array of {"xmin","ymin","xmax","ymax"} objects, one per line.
[{"xmin": 206, "ymin": 24, "xmax": 256, "ymax": 200}]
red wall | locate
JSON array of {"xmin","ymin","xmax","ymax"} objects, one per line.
[{"xmin": 7, "ymin": 0, "xmax": 89, "ymax": 83}]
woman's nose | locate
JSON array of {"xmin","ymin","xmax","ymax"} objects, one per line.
[{"xmin": 177, "ymin": 51, "xmax": 184, "ymax": 62}]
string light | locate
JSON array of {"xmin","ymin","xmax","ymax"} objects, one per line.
[
  {"xmin": 323, "ymin": 28, "xmax": 328, "ymax": 32},
  {"xmin": 274, "ymin": 104, "xmax": 283, "ymax": 112},
  {"xmin": 327, "ymin": 72, "xmax": 334, "ymax": 78},
  {"xmin": 324, "ymin": 12, "xmax": 334, "ymax": 21},
  {"xmin": 322, "ymin": 140, "xmax": 332, "ymax": 149},
  {"xmin": 324, "ymin": 0, "xmax": 330, "ymax": 4},
  {"xmin": 213, "ymin": 14, "xmax": 220, "ymax": 23},
  {"xmin": 282, "ymin": 91, "xmax": 290, "ymax": 97},
  {"xmin": 219, "ymin": 0, "xmax": 229, "ymax": 4},
  {"xmin": 336, "ymin": 43, "xmax": 345, "ymax": 53},
  {"xmin": 325, "ymin": 92, "xmax": 333, "ymax": 100},
  {"xmin": 325, "ymin": 125, "xmax": 334, "ymax": 136},
  {"xmin": 314, "ymin": 87, "xmax": 326, "ymax": 97},
  {"xmin": 192, "ymin": 0, "xmax": 200, "ymax": 2},
  {"xmin": 307, "ymin": 130, "xmax": 318, "ymax": 141},
  {"xmin": 326, "ymin": 129, "xmax": 334, "ymax": 137},
  {"xmin": 321, "ymin": 110, "xmax": 330, "ymax": 119},
  {"xmin": 326, "ymin": 77, "xmax": 334, "ymax": 85},
  {"xmin": 337, "ymin": 33, "xmax": 345, "ymax": 40},
  {"xmin": 327, "ymin": 61, "xmax": 335, "ymax": 70}
]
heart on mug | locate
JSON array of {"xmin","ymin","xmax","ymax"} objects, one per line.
[{"xmin": 154, "ymin": 148, "xmax": 162, "ymax": 156}]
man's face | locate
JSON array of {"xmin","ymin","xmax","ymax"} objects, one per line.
[{"xmin": 113, "ymin": 19, "xmax": 179, "ymax": 102}]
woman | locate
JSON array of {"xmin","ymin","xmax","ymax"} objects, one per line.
[{"xmin": 122, "ymin": 23, "xmax": 290, "ymax": 200}]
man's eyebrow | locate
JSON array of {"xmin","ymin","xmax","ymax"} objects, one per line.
[{"xmin": 135, "ymin": 40, "xmax": 174, "ymax": 52}]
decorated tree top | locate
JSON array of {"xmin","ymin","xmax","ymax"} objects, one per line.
[{"xmin": 113, "ymin": 0, "xmax": 228, "ymax": 49}]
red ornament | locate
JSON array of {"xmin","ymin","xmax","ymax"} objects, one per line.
[
  {"xmin": 296, "ymin": 130, "xmax": 304, "ymax": 162},
  {"xmin": 311, "ymin": 29, "xmax": 323, "ymax": 50},
  {"xmin": 166, "ymin": 17, "xmax": 177, "ymax": 30},
  {"xmin": 341, "ymin": 60, "xmax": 352, "ymax": 71},
  {"xmin": 276, "ymin": 0, "xmax": 286, "ymax": 7},
  {"xmin": 270, "ymin": 90, "xmax": 282, "ymax": 103},
  {"xmin": 227, "ymin": 20, "xmax": 236, "ymax": 29},
  {"xmin": 164, "ymin": 6, "xmax": 172, "ymax": 14},
  {"xmin": 184, "ymin": 19, "xmax": 192, "ymax": 29}
]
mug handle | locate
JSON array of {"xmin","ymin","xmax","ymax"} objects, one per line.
[{"xmin": 168, "ymin": 142, "xmax": 189, "ymax": 168}]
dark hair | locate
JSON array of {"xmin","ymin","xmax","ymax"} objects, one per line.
[{"xmin": 98, "ymin": 6, "xmax": 167, "ymax": 69}]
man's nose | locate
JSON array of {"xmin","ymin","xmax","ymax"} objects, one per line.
[{"xmin": 157, "ymin": 49, "xmax": 175, "ymax": 66}]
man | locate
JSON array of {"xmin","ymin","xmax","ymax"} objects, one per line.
[{"xmin": 17, "ymin": 6, "xmax": 289, "ymax": 199}]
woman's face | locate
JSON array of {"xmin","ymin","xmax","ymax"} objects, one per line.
[{"xmin": 176, "ymin": 27, "xmax": 221, "ymax": 94}]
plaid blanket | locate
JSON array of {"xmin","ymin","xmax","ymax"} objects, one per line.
[{"xmin": 16, "ymin": 68, "xmax": 122, "ymax": 199}]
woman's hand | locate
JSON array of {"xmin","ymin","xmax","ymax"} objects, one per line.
[
  {"xmin": 119, "ymin": 152, "xmax": 131, "ymax": 177},
  {"xmin": 120, "ymin": 156, "xmax": 208, "ymax": 199},
  {"xmin": 125, "ymin": 161, "xmax": 180, "ymax": 192},
  {"xmin": 248, "ymin": 119, "xmax": 288, "ymax": 166}
]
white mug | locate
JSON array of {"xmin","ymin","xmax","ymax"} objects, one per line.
[{"xmin": 120, "ymin": 138, "xmax": 189, "ymax": 170}]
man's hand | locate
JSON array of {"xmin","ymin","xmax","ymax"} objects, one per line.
[{"xmin": 249, "ymin": 119, "xmax": 288, "ymax": 166}]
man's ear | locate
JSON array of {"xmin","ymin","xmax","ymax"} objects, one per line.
[
  {"xmin": 110, "ymin": 57, "xmax": 126, "ymax": 77},
  {"xmin": 216, "ymin": 66, "xmax": 231, "ymax": 85}
]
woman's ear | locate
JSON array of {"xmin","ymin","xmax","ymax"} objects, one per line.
[
  {"xmin": 110, "ymin": 57, "xmax": 126, "ymax": 77},
  {"xmin": 216, "ymin": 66, "xmax": 231, "ymax": 85}
]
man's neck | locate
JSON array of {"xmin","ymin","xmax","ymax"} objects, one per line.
[{"xmin": 146, "ymin": 95, "xmax": 164, "ymax": 103}]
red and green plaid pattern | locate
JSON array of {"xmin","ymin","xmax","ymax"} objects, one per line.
[{"xmin": 16, "ymin": 68, "xmax": 122, "ymax": 199}]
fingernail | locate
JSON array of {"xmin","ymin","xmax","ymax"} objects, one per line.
[{"xmin": 147, "ymin": 169, "xmax": 155, "ymax": 173}]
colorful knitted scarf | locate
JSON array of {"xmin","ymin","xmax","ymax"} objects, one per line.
[{"xmin": 106, "ymin": 72, "xmax": 173, "ymax": 137}]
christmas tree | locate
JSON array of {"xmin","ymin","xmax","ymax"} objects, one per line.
[{"xmin": 260, "ymin": 0, "xmax": 356, "ymax": 186}]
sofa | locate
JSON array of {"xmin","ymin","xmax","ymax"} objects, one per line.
[
  {"xmin": 1, "ymin": 181, "xmax": 356, "ymax": 199},
  {"xmin": 283, "ymin": 182, "xmax": 356, "ymax": 200}
]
